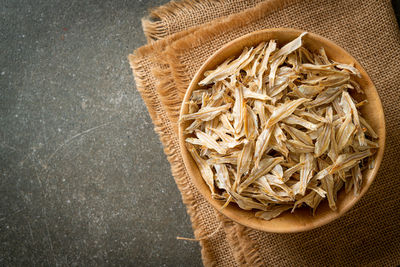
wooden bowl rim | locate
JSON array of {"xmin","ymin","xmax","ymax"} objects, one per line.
[{"xmin": 178, "ymin": 28, "xmax": 386, "ymax": 233}]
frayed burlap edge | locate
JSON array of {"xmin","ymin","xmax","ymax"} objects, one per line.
[
  {"xmin": 166, "ymin": 0, "xmax": 302, "ymax": 55},
  {"xmin": 129, "ymin": 26, "xmax": 225, "ymax": 264},
  {"xmin": 218, "ymin": 213, "xmax": 264, "ymax": 267},
  {"xmin": 142, "ymin": 0, "xmax": 267, "ymax": 43},
  {"xmin": 128, "ymin": 52, "xmax": 222, "ymax": 266},
  {"xmin": 132, "ymin": 22, "xmax": 200, "ymax": 134},
  {"xmin": 150, "ymin": 65, "xmax": 187, "ymax": 135},
  {"xmin": 142, "ymin": 0, "xmax": 225, "ymax": 42}
]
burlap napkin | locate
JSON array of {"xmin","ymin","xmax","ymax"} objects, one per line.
[{"xmin": 129, "ymin": 0, "xmax": 400, "ymax": 266}]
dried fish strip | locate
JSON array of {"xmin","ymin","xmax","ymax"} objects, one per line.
[{"xmin": 180, "ymin": 103, "xmax": 232, "ymax": 121}]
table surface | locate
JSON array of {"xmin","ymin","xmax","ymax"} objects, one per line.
[{"xmin": 1, "ymin": 0, "xmax": 202, "ymax": 266}]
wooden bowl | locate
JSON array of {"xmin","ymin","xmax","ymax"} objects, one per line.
[{"xmin": 178, "ymin": 28, "xmax": 386, "ymax": 233}]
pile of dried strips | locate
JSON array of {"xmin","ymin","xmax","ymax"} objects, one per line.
[{"xmin": 181, "ymin": 33, "xmax": 379, "ymax": 220}]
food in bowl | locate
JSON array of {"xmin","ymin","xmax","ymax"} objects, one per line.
[{"xmin": 180, "ymin": 33, "xmax": 379, "ymax": 220}]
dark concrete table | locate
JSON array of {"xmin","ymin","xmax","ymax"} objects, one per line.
[{"xmin": 1, "ymin": 0, "xmax": 202, "ymax": 265}]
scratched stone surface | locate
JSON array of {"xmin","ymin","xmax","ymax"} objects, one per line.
[{"xmin": 0, "ymin": 0, "xmax": 202, "ymax": 266}]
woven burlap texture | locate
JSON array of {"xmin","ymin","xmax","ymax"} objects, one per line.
[
  {"xmin": 142, "ymin": 0, "xmax": 264, "ymax": 42},
  {"xmin": 130, "ymin": 0, "xmax": 400, "ymax": 266}
]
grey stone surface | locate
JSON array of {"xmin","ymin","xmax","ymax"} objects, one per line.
[{"xmin": 0, "ymin": 0, "xmax": 202, "ymax": 266}]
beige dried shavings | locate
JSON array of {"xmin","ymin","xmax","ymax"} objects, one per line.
[{"xmin": 181, "ymin": 33, "xmax": 378, "ymax": 220}]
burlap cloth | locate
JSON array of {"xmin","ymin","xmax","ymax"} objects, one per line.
[{"xmin": 129, "ymin": 0, "xmax": 400, "ymax": 265}]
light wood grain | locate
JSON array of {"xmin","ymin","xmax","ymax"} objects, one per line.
[{"xmin": 178, "ymin": 28, "xmax": 386, "ymax": 233}]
